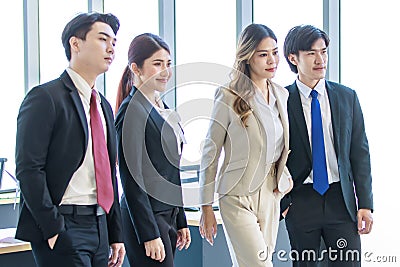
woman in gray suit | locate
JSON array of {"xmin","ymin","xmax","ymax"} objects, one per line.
[
  {"xmin": 115, "ymin": 33, "xmax": 190, "ymax": 267},
  {"xmin": 199, "ymin": 24, "xmax": 293, "ymax": 267}
]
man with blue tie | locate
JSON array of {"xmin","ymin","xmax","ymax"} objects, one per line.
[{"xmin": 280, "ymin": 25, "xmax": 373, "ymax": 266}]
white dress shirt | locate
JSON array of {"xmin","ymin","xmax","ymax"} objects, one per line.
[
  {"xmin": 155, "ymin": 107, "xmax": 186, "ymax": 155},
  {"xmin": 296, "ymin": 79, "xmax": 340, "ymax": 184},
  {"xmin": 60, "ymin": 68, "xmax": 108, "ymax": 205},
  {"xmin": 254, "ymin": 87, "xmax": 284, "ymax": 169}
]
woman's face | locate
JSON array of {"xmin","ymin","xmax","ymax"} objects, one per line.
[
  {"xmin": 134, "ymin": 48, "xmax": 172, "ymax": 93},
  {"xmin": 248, "ymin": 37, "xmax": 279, "ymax": 81}
]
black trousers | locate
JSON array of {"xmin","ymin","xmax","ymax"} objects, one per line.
[
  {"xmin": 285, "ymin": 182, "xmax": 361, "ymax": 267},
  {"xmin": 30, "ymin": 205, "xmax": 109, "ymax": 267},
  {"xmin": 122, "ymin": 207, "xmax": 178, "ymax": 267}
]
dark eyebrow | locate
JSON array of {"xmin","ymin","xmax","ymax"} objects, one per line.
[
  {"xmin": 152, "ymin": 59, "xmax": 172, "ymax": 63},
  {"xmin": 309, "ymin": 47, "xmax": 327, "ymax": 52},
  {"xmin": 98, "ymin": 31, "xmax": 117, "ymax": 42},
  {"xmin": 256, "ymin": 47, "xmax": 279, "ymax": 53}
]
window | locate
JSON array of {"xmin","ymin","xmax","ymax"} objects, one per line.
[
  {"xmin": 253, "ymin": 0, "xmax": 323, "ymax": 86},
  {"xmin": 341, "ymin": 0, "xmax": 400, "ymax": 259},
  {"xmin": 0, "ymin": 1, "xmax": 24, "ymax": 191},
  {"xmin": 104, "ymin": 0, "xmax": 159, "ymax": 111},
  {"xmin": 39, "ymin": 0, "xmax": 87, "ymax": 82},
  {"xmin": 175, "ymin": 0, "xmax": 236, "ymax": 170}
]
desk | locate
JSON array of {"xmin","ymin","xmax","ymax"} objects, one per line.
[
  {"xmin": 0, "ymin": 195, "xmax": 35, "ymax": 267},
  {"xmin": 0, "ymin": 228, "xmax": 35, "ymax": 267},
  {"xmin": 0, "ymin": 228, "xmax": 31, "ymax": 254}
]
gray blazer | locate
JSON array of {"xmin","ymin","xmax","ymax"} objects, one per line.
[
  {"xmin": 200, "ymin": 81, "xmax": 291, "ymax": 205},
  {"xmin": 115, "ymin": 87, "xmax": 187, "ymax": 243}
]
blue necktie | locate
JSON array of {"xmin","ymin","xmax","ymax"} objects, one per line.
[{"xmin": 310, "ymin": 90, "xmax": 329, "ymax": 195}]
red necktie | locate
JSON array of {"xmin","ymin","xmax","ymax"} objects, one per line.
[{"xmin": 90, "ymin": 89, "xmax": 113, "ymax": 213}]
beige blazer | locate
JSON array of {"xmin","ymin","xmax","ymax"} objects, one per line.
[{"xmin": 199, "ymin": 81, "xmax": 291, "ymax": 205}]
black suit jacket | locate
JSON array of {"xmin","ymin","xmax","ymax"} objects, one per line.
[
  {"xmin": 281, "ymin": 80, "xmax": 373, "ymax": 222},
  {"xmin": 15, "ymin": 71, "xmax": 123, "ymax": 244},
  {"xmin": 115, "ymin": 87, "xmax": 187, "ymax": 244}
]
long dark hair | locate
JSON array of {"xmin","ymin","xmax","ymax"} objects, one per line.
[{"xmin": 115, "ymin": 33, "xmax": 170, "ymax": 112}]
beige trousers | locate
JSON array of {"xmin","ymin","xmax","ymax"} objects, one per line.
[{"xmin": 219, "ymin": 167, "xmax": 281, "ymax": 267}]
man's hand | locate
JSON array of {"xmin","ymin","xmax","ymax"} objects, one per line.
[
  {"xmin": 177, "ymin": 228, "xmax": 191, "ymax": 250},
  {"xmin": 282, "ymin": 207, "xmax": 290, "ymax": 218},
  {"xmin": 144, "ymin": 237, "xmax": 165, "ymax": 262},
  {"xmin": 48, "ymin": 234, "xmax": 59, "ymax": 250},
  {"xmin": 108, "ymin": 243, "xmax": 125, "ymax": 267},
  {"xmin": 357, "ymin": 209, "xmax": 373, "ymax": 234},
  {"xmin": 199, "ymin": 205, "xmax": 217, "ymax": 246}
]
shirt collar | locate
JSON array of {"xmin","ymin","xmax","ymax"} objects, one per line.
[
  {"xmin": 66, "ymin": 67, "xmax": 100, "ymax": 103},
  {"xmin": 254, "ymin": 86, "xmax": 277, "ymax": 107},
  {"xmin": 296, "ymin": 78, "xmax": 326, "ymax": 99}
]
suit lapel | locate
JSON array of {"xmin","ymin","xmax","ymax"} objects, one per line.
[
  {"xmin": 149, "ymin": 108, "xmax": 165, "ymax": 136},
  {"xmin": 60, "ymin": 71, "xmax": 89, "ymax": 147},
  {"xmin": 99, "ymin": 94, "xmax": 116, "ymax": 161},
  {"xmin": 148, "ymin": 104, "xmax": 180, "ymax": 158},
  {"xmin": 130, "ymin": 87, "xmax": 163, "ymax": 134},
  {"xmin": 287, "ymin": 82, "xmax": 312, "ymax": 161},
  {"xmin": 248, "ymin": 83, "xmax": 291, "ymax": 151},
  {"xmin": 99, "ymin": 94, "xmax": 113, "ymax": 134},
  {"xmin": 270, "ymin": 82, "xmax": 290, "ymax": 150},
  {"xmin": 248, "ymin": 97, "xmax": 265, "ymax": 136},
  {"xmin": 131, "ymin": 88, "xmax": 179, "ymax": 158},
  {"xmin": 326, "ymin": 81, "xmax": 340, "ymax": 157}
]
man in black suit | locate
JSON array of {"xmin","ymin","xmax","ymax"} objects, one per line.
[
  {"xmin": 15, "ymin": 12, "xmax": 125, "ymax": 267},
  {"xmin": 280, "ymin": 25, "xmax": 373, "ymax": 266}
]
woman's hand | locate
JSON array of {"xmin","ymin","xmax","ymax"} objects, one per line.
[
  {"xmin": 283, "ymin": 177, "xmax": 294, "ymax": 195},
  {"xmin": 144, "ymin": 237, "xmax": 165, "ymax": 262},
  {"xmin": 176, "ymin": 227, "xmax": 191, "ymax": 250},
  {"xmin": 274, "ymin": 177, "xmax": 294, "ymax": 197},
  {"xmin": 199, "ymin": 205, "xmax": 217, "ymax": 246}
]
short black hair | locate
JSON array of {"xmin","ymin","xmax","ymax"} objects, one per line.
[
  {"xmin": 61, "ymin": 12, "xmax": 120, "ymax": 61},
  {"xmin": 283, "ymin": 25, "xmax": 330, "ymax": 73}
]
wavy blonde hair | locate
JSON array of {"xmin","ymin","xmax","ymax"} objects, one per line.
[{"xmin": 229, "ymin": 24, "xmax": 277, "ymax": 126}]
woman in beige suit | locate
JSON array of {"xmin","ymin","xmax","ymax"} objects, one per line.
[{"xmin": 199, "ymin": 24, "xmax": 293, "ymax": 267}]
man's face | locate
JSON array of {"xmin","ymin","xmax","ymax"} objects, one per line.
[
  {"xmin": 73, "ymin": 22, "xmax": 117, "ymax": 76},
  {"xmin": 289, "ymin": 38, "xmax": 328, "ymax": 88}
]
